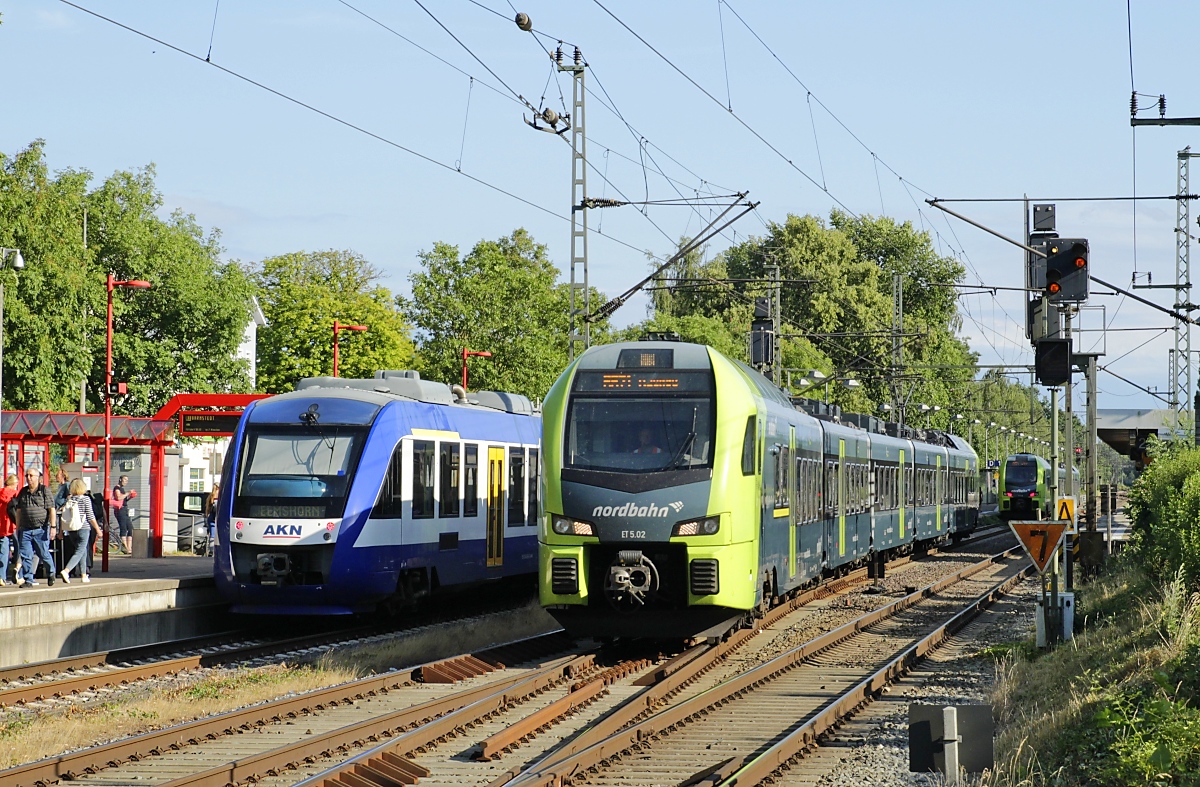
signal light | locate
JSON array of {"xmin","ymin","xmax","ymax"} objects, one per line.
[{"xmin": 1043, "ymin": 238, "xmax": 1089, "ymax": 303}]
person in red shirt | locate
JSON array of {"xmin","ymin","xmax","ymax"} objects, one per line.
[
  {"xmin": 633, "ymin": 428, "xmax": 663, "ymax": 455},
  {"xmin": 0, "ymin": 475, "xmax": 20, "ymax": 586}
]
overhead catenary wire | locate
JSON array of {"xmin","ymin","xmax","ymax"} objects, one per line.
[
  {"xmin": 590, "ymin": 0, "xmax": 858, "ymax": 217},
  {"xmin": 204, "ymin": 0, "xmax": 220, "ymax": 62},
  {"xmin": 707, "ymin": 0, "xmax": 1030, "ymax": 366},
  {"xmin": 337, "ymin": 0, "xmax": 731, "ymax": 254},
  {"xmin": 55, "ymin": 0, "xmax": 703, "ymax": 274},
  {"xmin": 457, "ymin": 0, "xmax": 746, "ymax": 247}
]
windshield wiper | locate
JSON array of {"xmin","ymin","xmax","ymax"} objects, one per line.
[{"xmin": 667, "ymin": 407, "xmax": 699, "ymax": 470}]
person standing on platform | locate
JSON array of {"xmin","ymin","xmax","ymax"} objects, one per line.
[
  {"xmin": 111, "ymin": 475, "xmax": 134, "ymax": 555},
  {"xmin": 53, "ymin": 468, "xmax": 70, "ymax": 570},
  {"xmin": 59, "ymin": 479, "xmax": 99, "ymax": 583},
  {"xmin": 53, "ymin": 468, "xmax": 69, "ymax": 507},
  {"xmin": 204, "ymin": 482, "xmax": 220, "ymax": 557},
  {"xmin": 0, "ymin": 475, "xmax": 18, "ymax": 585},
  {"xmin": 10, "ymin": 469, "xmax": 56, "ymax": 587}
]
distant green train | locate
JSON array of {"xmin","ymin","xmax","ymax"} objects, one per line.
[
  {"xmin": 998, "ymin": 454, "xmax": 1052, "ymax": 520},
  {"xmin": 539, "ymin": 340, "xmax": 980, "ymax": 640},
  {"xmin": 997, "ymin": 453, "xmax": 1078, "ymax": 520}
]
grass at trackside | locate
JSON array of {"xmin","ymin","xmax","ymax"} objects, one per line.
[
  {"xmin": 0, "ymin": 661, "xmax": 358, "ymax": 769},
  {"xmin": 981, "ymin": 558, "xmax": 1200, "ymax": 785}
]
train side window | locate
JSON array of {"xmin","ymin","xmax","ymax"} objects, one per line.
[
  {"xmin": 741, "ymin": 416, "xmax": 756, "ymax": 476},
  {"xmin": 412, "ymin": 440, "xmax": 435, "ymax": 519},
  {"xmin": 439, "ymin": 443, "xmax": 461, "ymax": 518},
  {"xmin": 775, "ymin": 446, "xmax": 789, "ymax": 510},
  {"xmin": 371, "ymin": 443, "xmax": 404, "ymax": 519},
  {"xmin": 527, "ymin": 448, "xmax": 540, "ymax": 526},
  {"xmin": 825, "ymin": 461, "xmax": 836, "ymax": 515},
  {"xmin": 807, "ymin": 459, "xmax": 815, "ymax": 522},
  {"xmin": 508, "ymin": 448, "xmax": 526, "ymax": 526},
  {"xmin": 464, "ymin": 445, "xmax": 479, "ymax": 517},
  {"xmin": 859, "ymin": 464, "xmax": 866, "ymax": 511},
  {"xmin": 854, "ymin": 464, "xmax": 862, "ymax": 512}
]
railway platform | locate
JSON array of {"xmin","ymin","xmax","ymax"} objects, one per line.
[{"xmin": 0, "ymin": 553, "xmax": 223, "ymax": 668}]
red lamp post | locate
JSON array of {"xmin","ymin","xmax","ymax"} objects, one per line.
[
  {"xmin": 103, "ymin": 274, "xmax": 151, "ymax": 572},
  {"xmin": 461, "ymin": 348, "xmax": 492, "ymax": 390},
  {"xmin": 332, "ymin": 320, "xmax": 368, "ymax": 377}
]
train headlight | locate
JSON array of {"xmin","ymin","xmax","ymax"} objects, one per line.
[
  {"xmin": 672, "ymin": 516, "xmax": 720, "ymax": 537},
  {"xmin": 552, "ymin": 516, "xmax": 595, "ymax": 536}
]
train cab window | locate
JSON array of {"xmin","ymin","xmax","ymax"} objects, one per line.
[
  {"xmin": 527, "ymin": 448, "xmax": 539, "ymax": 526},
  {"xmin": 412, "ymin": 440, "xmax": 435, "ymax": 519},
  {"xmin": 564, "ymin": 373, "xmax": 716, "ymax": 474},
  {"xmin": 464, "ymin": 444, "xmax": 479, "ymax": 517},
  {"xmin": 439, "ymin": 443, "xmax": 460, "ymax": 518},
  {"xmin": 742, "ymin": 416, "xmax": 756, "ymax": 476},
  {"xmin": 235, "ymin": 425, "xmax": 366, "ymax": 519},
  {"xmin": 508, "ymin": 448, "xmax": 525, "ymax": 526}
]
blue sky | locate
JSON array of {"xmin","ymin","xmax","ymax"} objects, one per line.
[{"xmin": 4, "ymin": 1, "xmax": 1199, "ymax": 412}]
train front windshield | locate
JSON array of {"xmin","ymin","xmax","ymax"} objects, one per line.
[
  {"xmin": 233, "ymin": 426, "xmax": 367, "ymax": 518},
  {"xmin": 565, "ymin": 370, "xmax": 714, "ymax": 473},
  {"xmin": 1005, "ymin": 460, "xmax": 1038, "ymax": 487}
]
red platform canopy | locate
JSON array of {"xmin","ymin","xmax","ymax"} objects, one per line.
[{"xmin": 2, "ymin": 393, "xmax": 268, "ymax": 563}]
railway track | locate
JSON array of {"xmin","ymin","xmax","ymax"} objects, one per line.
[
  {"xmin": 3, "ymin": 539, "xmax": 1021, "ymax": 787},
  {"xmin": 0, "ymin": 627, "xmax": 378, "ymax": 709},
  {"xmin": 481, "ymin": 548, "xmax": 1026, "ymax": 787},
  {"xmin": 0, "ymin": 580, "xmax": 541, "ymax": 713}
]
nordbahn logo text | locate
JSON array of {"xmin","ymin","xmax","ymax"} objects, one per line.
[
  {"xmin": 263, "ymin": 523, "xmax": 303, "ymax": 537},
  {"xmin": 593, "ymin": 501, "xmax": 684, "ymax": 518}
]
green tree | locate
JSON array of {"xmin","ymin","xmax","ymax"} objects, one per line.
[
  {"xmin": 254, "ymin": 250, "xmax": 414, "ymax": 393},
  {"xmin": 0, "ymin": 141, "xmax": 257, "ymax": 414},
  {"xmin": 401, "ymin": 229, "xmax": 604, "ymax": 399},
  {"xmin": 86, "ymin": 167, "xmax": 258, "ymax": 414}
]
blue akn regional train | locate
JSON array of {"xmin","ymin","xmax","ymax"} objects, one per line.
[{"xmin": 214, "ymin": 371, "xmax": 540, "ymax": 615}]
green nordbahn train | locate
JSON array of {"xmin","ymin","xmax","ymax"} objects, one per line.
[
  {"xmin": 998, "ymin": 453, "xmax": 1051, "ymax": 520},
  {"xmin": 539, "ymin": 341, "xmax": 980, "ymax": 639},
  {"xmin": 997, "ymin": 453, "xmax": 1077, "ymax": 521}
]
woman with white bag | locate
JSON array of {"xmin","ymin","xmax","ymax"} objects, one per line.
[{"xmin": 59, "ymin": 479, "xmax": 100, "ymax": 583}]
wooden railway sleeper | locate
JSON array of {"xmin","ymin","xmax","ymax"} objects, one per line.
[{"xmin": 281, "ymin": 656, "xmax": 595, "ymax": 787}]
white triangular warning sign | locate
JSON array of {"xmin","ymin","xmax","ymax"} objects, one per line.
[{"xmin": 1009, "ymin": 521, "xmax": 1069, "ymax": 573}]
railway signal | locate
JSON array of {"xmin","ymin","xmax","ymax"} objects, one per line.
[
  {"xmin": 1034, "ymin": 338, "xmax": 1071, "ymax": 386},
  {"xmin": 1043, "ymin": 238, "xmax": 1089, "ymax": 303}
]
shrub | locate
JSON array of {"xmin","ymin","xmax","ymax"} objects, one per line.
[{"xmin": 1128, "ymin": 445, "xmax": 1200, "ymax": 589}]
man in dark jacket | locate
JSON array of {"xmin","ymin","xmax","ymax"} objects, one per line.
[{"xmin": 10, "ymin": 469, "xmax": 57, "ymax": 587}]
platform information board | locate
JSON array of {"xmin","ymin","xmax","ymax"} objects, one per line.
[
  {"xmin": 178, "ymin": 411, "xmax": 243, "ymax": 437},
  {"xmin": 1009, "ymin": 521, "xmax": 1069, "ymax": 574}
]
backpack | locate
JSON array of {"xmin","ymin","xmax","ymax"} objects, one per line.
[{"xmin": 61, "ymin": 500, "xmax": 85, "ymax": 532}]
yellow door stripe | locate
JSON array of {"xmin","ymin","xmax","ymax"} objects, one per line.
[{"xmin": 838, "ymin": 439, "xmax": 846, "ymax": 557}]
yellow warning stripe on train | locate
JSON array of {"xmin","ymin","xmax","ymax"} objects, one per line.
[{"xmin": 410, "ymin": 428, "xmax": 461, "ymax": 439}]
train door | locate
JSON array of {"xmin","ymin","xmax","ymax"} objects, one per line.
[
  {"xmin": 898, "ymin": 450, "xmax": 906, "ymax": 541},
  {"xmin": 486, "ymin": 447, "xmax": 505, "ymax": 567},
  {"xmin": 936, "ymin": 454, "xmax": 943, "ymax": 532},
  {"xmin": 837, "ymin": 439, "xmax": 846, "ymax": 560}
]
